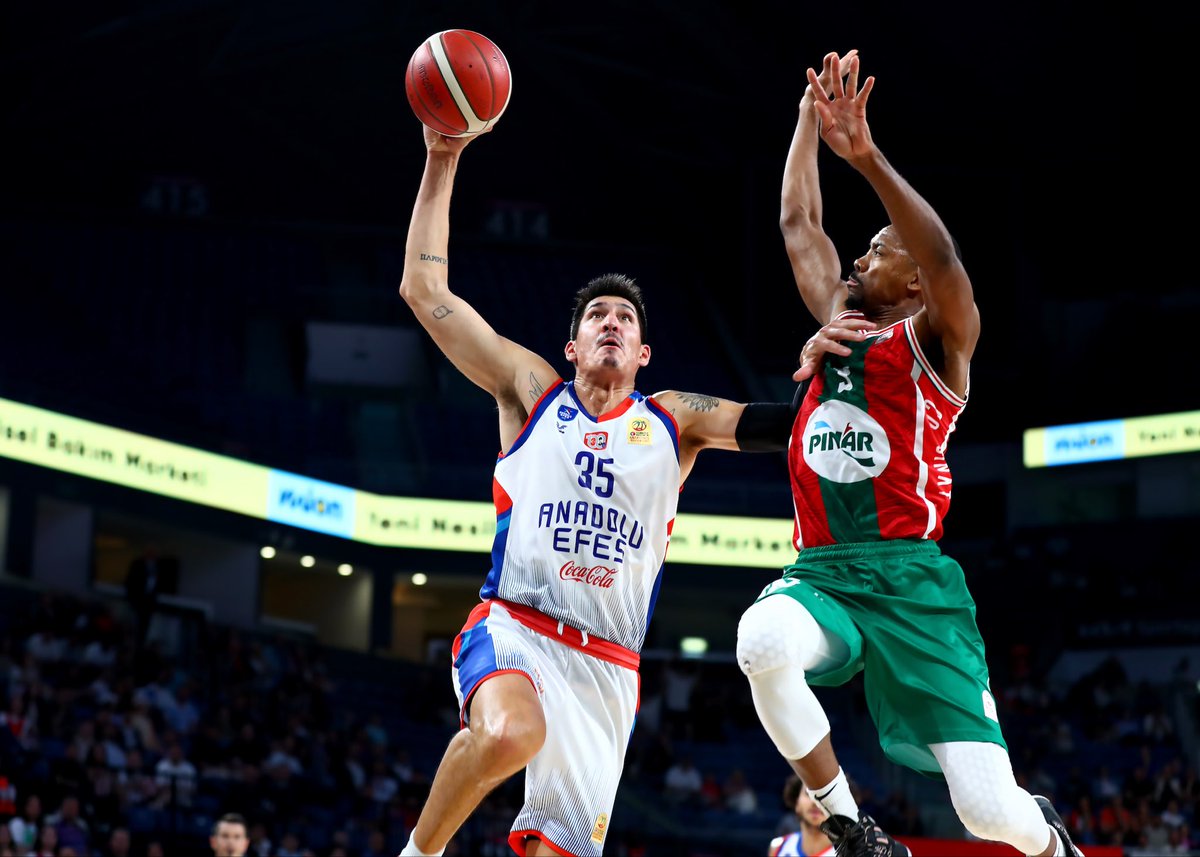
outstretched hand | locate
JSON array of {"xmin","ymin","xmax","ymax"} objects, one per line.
[
  {"xmin": 423, "ymin": 123, "xmax": 492, "ymax": 155},
  {"xmin": 807, "ymin": 49, "xmax": 857, "ymax": 101},
  {"xmin": 806, "ymin": 55, "xmax": 875, "ymax": 160},
  {"xmin": 793, "ymin": 317, "xmax": 877, "ymax": 382}
]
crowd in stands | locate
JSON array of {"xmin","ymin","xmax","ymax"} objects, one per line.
[{"xmin": 1, "ymin": 582, "xmax": 1198, "ymax": 856}]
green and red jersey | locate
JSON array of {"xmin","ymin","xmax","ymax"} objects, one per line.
[{"xmin": 789, "ymin": 311, "xmax": 967, "ymax": 548}]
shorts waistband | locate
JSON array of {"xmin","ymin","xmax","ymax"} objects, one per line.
[
  {"xmin": 795, "ymin": 539, "xmax": 940, "ymax": 564},
  {"xmin": 493, "ymin": 599, "xmax": 640, "ymax": 671}
]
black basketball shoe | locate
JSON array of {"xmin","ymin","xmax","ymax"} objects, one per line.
[
  {"xmin": 820, "ymin": 812, "xmax": 912, "ymax": 857},
  {"xmin": 1033, "ymin": 795, "xmax": 1085, "ymax": 856}
]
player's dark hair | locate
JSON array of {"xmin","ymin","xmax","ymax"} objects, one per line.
[
  {"xmin": 569, "ymin": 274, "xmax": 648, "ymax": 341},
  {"xmin": 212, "ymin": 813, "xmax": 247, "ymax": 836},
  {"xmin": 783, "ymin": 774, "xmax": 803, "ymax": 808}
]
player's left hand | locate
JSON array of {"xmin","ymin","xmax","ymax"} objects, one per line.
[{"xmin": 793, "ymin": 317, "xmax": 876, "ymax": 381}]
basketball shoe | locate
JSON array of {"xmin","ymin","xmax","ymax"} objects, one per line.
[
  {"xmin": 1033, "ymin": 795, "xmax": 1085, "ymax": 856},
  {"xmin": 820, "ymin": 812, "xmax": 911, "ymax": 857}
]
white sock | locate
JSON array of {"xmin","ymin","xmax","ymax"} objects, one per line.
[
  {"xmin": 399, "ymin": 836, "xmax": 445, "ymax": 857},
  {"xmin": 809, "ymin": 767, "xmax": 859, "ymax": 820}
]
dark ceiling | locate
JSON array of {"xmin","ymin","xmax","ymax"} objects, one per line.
[{"xmin": 1, "ymin": 1, "xmax": 1188, "ymax": 434}]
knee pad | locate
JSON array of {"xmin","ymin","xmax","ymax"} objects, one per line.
[
  {"xmin": 935, "ymin": 742, "xmax": 1051, "ymax": 854},
  {"xmin": 737, "ymin": 595, "xmax": 818, "ymax": 677}
]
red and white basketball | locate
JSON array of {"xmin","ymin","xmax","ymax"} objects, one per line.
[{"xmin": 405, "ymin": 30, "xmax": 512, "ymax": 138}]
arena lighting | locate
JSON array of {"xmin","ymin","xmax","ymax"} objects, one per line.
[
  {"xmin": 1024, "ymin": 409, "xmax": 1200, "ymax": 467},
  {"xmin": 337, "ymin": 564, "xmax": 353, "ymax": 576},
  {"xmin": 0, "ymin": 395, "xmax": 796, "ymax": 566},
  {"xmin": 411, "ymin": 572, "xmax": 428, "ymax": 586},
  {"xmin": 679, "ymin": 637, "xmax": 708, "ymax": 657},
  {"xmin": 299, "ymin": 555, "xmax": 315, "ymax": 568},
  {"xmin": 259, "ymin": 546, "xmax": 276, "ymax": 559}
]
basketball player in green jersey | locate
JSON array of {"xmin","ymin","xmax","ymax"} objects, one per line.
[{"xmin": 735, "ymin": 53, "xmax": 1084, "ymax": 857}]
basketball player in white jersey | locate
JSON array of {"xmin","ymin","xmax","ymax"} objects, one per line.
[
  {"xmin": 394, "ymin": 115, "xmax": 864, "ymax": 856},
  {"xmin": 769, "ymin": 776, "xmax": 835, "ymax": 857}
]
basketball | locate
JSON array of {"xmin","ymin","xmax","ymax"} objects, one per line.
[{"xmin": 405, "ymin": 30, "xmax": 512, "ymax": 138}]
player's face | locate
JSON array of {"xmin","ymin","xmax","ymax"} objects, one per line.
[
  {"xmin": 566, "ymin": 296, "xmax": 650, "ymax": 376},
  {"xmin": 846, "ymin": 226, "xmax": 919, "ymax": 314},
  {"xmin": 797, "ymin": 790, "xmax": 829, "ymax": 828},
  {"xmin": 210, "ymin": 823, "xmax": 249, "ymax": 856}
]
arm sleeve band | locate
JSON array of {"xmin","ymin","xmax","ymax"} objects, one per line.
[{"xmin": 735, "ymin": 381, "xmax": 809, "ymax": 452}]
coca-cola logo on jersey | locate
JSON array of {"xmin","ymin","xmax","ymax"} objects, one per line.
[{"xmin": 559, "ymin": 561, "xmax": 617, "ymax": 588}]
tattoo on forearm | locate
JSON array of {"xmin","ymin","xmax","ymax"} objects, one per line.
[
  {"xmin": 432, "ymin": 305, "xmax": 453, "ymax": 320},
  {"xmin": 528, "ymin": 373, "xmax": 545, "ymax": 403},
  {"xmin": 678, "ymin": 392, "xmax": 719, "ymax": 412},
  {"xmin": 419, "ymin": 252, "xmax": 448, "ymax": 265}
]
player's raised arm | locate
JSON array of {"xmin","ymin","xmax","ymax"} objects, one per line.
[
  {"xmin": 399, "ymin": 127, "xmax": 558, "ymax": 415},
  {"xmin": 781, "ymin": 50, "xmax": 858, "ymax": 324},
  {"xmin": 809, "ymin": 57, "xmax": 979, "ymax": 364}
]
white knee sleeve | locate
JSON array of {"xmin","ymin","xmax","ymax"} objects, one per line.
[
  {"xmin": 933, "ymin": 742, "xmax": 1053, "ymax": 855},
  {"xmin": 736, "ymin": 596, "xmax": 832, "ymax": 760}
]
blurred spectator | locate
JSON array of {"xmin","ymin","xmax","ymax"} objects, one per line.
[
  {"xmin": 273, "ymin": 829, "xmax": 301, "ymax": 856},
  {"xmin": 8, "ymin": 792, "xmax": 41, "ymax": 852},
  {"xmin": 102, "ymin": 826, "xmax": 132, "ymax": 857},
  {"xmin": 663, "ymin": 755, "xmax": 703, "ymax": 806},
  {"xmin": 360, "ymin": 828, "xmax": 389, "ymax": 857},
  {"xmin": 45, "ymin": 794, "xmax": 89, "ymax": 853},
  {"xmin": 246, "ymin": 820, "xmax": 272, "ymax": 856},
  {"xmin": 661, "ymin": 659, "xmax": 698, "ymax": 743},
  {"xmin": 32, "ymin": 822, "xmax": 57, "ymax": 857},
  {"xmin": 124, "ymin": 545, "xmax": 179, "ymax": 659},
  {"xmin": 153, "ymin": 740, "xmax": 197, "ymax": 808},
  {"xmin": 722, "ymin": 768, "xmax": 758, "ymax": 816}
]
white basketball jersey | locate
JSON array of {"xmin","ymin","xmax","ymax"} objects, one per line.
[{"xmin": 480, "ymin": 380, "xmax": 681, "ymax": 653}]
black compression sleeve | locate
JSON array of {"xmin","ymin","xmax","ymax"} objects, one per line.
[{"xmin": 734, "ymin": 380, "xmax": 811, "ymax": 453}]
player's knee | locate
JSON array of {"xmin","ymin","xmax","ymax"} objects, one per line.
[
  {"xmin": 474, "ymin": 711, "xmax": 546, "ymax": 775},
  {"xmin": 948, "ymin": 781, "xmax": 1027, "ymax": 844},
  {"xmin": 737, "ymin": 596, "xmax": 804, "ymax": 677}
]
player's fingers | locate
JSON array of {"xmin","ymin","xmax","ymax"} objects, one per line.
[
  {"xmin": 846, "ymin": 56, "xmax": 860, "ymax": 99},
  {"xmin": 793, "ymin": 365, "xmax": 813, "ymax": 382},
  {"xmin": 857, "ymin": 75, "xmax": 876, "ymax": 107},
  {"xmin": 830, "ymin": 55, "xmax": 845, "ymax": 98}
]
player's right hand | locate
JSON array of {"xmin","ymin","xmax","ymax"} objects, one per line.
[
  {"xmin": 423, "ymin": 123, "xmax": 492, "ymax": 154},
  {"xmin": 793, "ymin": 317, "xmax": 876, "ymax": 381}
]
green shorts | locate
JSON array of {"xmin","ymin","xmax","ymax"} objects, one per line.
[{"xmin": 755, "ymin": 539, "xmax": 1007, "ymax": 777}]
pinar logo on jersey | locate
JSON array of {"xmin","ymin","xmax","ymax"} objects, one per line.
[
  {"xmin": 583, "ymin": 431, "xmax": 608, "ymax": 450},
  {"xmin": 626, "ymin": 417, "xmax": 651, "ymax": 445}
]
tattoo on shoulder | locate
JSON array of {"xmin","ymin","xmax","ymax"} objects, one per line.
[
  {"xmin": 419, "ymin": 252, "xmax": 448, "ymax": 265},
  {"xmin": 528, "ymin": 373, "xmax": 545, "ymax": 403},
  {"xmin": 678, "ymin": 392, "xmax": 719, "ymax": 412},
  {"xmin": 432, "ymin": 305, "xmax": 453, "ymax": 320}
]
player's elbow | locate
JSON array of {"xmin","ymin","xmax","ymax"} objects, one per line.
[{"xmin": 399, "ymin": 275, "xmax": 437, "ymax": 308}]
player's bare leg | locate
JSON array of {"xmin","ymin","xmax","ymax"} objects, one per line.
[{"xmin": 407, "ymin": 674, "xmax": 545, "ymax": 855}]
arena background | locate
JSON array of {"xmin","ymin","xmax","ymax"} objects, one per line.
[{"xmin": 1, "ymin": 2, "xmax": 1194, "ymax": 855}]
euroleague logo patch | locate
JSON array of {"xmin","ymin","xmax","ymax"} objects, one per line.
[
  {"xmin": 558, "ymin": 405, "xmax": 578, "ymax": 421},
  {"xmin": 802, "ymin": 400, "xmax": 890, "ymax": 483}
]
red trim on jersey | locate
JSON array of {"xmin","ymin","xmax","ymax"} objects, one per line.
[
  {"xmin": 595, "ymin": 395, "xmax": 639, "ymax": 422},
  {"xmin": 645, "ymin": 395, "xmax": 680, "ymax": 436},
  {"xmin": 508, "ymin": 829, "xmax": 577, "ymax": 856},
  {"xmin": 867, "ymin": 342, "xmax": 923, "ymax": 541},
  {"xmin": 452, "ymin": 601, "xmax": 493, "ymax": 663},
  {"xmin": 495, "ymin": 599, "xmax": 640, "ymax": 671},
  {"xmin": 459, "ymin": 669, "xmax": 536, "ymax": 730},
  {"xmin": 493, "ymin": 477, "xmax": 513, "ymax": 515}
]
